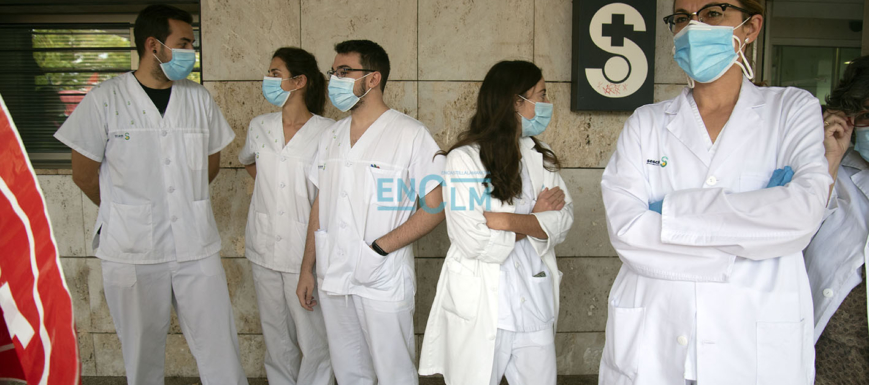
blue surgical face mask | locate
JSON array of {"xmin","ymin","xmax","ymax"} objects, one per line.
[
  {"xmin": 328, "ymin": 73, "xmax": 372, "ymax": 112},
  {"xmin": 855, "ymin": 128, "xmax": 869, "ymax": 162},
  {"xmin": 262, "ymin": 76, "xmax": 300, "ymax": 107},
  {"xmin": 673, "ymin": 19, "xmax": 753, "ymax": 85},
  {"xmin": 154, "ymin": 40, "xmax": 196, "ymax": 81},
  {"xmin": 517, "ymin": 95, "xmax": 553, "ymax": 137}
]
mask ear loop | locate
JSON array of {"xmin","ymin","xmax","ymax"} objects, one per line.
[
  {"xmin": 357, "ymin": 73, "xmax": 374, "ymax": 100},
  {"xmin": 732, "ymin": 18, "xmax": 755, "ymax": 80},
  {"xmin": 732, "ymin": 36, "xmax": 755, "ymax": 80},
  {"xmin": 286, "ymin": 75, "xmax": 302, "ymax": 93}
]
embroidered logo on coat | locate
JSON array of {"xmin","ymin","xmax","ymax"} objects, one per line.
[{"xmin": 646, "ymin": 156, "xmax": 668, "ymax": 168}]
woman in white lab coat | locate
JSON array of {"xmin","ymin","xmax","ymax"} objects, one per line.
[
  {"xmin": 419, "ymin": 61, "xmax": 574, "ymax": 385},
  {"xmin": 600, "ymin": 1, "xmax": 831, "ymax": 384},
  {"xmin": 805, "ymin": 55, "xmax": 869, "ymax": 384},
  {"xmin": 238, "ymin": 47, "xmax": 335, "ymax": 385}
]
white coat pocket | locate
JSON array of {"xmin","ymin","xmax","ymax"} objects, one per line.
[
  {"xmin": 367, "ymin": 167, "xmax": 407, "ymax": 206},
  {"xmin": 364, "ymin": 167, "xmax": 406, "ymax": 243},
  {"xmin": 184, "ymin": 132, "xmax": 207, "ymax": 170},
  {"xmin": 604, "ymin": 302, "xmax": 645, "ymax": 381},
  {"xmin": 105, "ymin": 202, "xmax": 153, "ymax": 254},
  {"xmin": 354, "ymin": 240, "xmax": 394, "ymax": 289},
  {"xmin": 739, "ymin": 173, "xmax": 769, "ymax": 192},
  {"xmin": 529, "ymin": 275, "xmax": 556, "ymax": 324},
  {"xmin": 442, "ymin": 259, "xmax": 482, "ymax": 321},
  {"xmin": 756, "ymin": 319, "xmax": 808, "ymax": 385},
  {"xmin": 253, "ymin": 212, "xmax": 273, "ymax": 256},
  {"xmin": 279, "ymin": 220, "xmax": 308, "ymax": 271},
  {"xmin": 191, "ymin": 199, "xmax": 220, "ymax": 247}
]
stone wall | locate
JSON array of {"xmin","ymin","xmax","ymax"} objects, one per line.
[{"xmin": 45, "ymin": 0, "xmax": 686, "ymax": 377}]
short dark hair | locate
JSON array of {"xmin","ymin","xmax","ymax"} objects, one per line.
[
  {"xmin": 827, "ymin": 55, "xmax": 869, "ymax": 114},
  {"xmin": 334, "ymin": 40, "xmax": 390, "ymax": 92},
  {"xmin": 273, "ymin": 47, "xmax": 327, "ymax": 115},
  {"xmin": 134, "ymin": 4, "xmax": 193, "ymax": 58}
]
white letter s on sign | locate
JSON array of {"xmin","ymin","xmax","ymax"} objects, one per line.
[{"xmin": 585, "ymin": 3, "xmax": 648, "ymax": 98}]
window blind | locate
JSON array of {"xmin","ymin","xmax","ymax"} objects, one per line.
[{"xmin": 0, "ymin": 21, "xmax": 201, "ymax": 166}]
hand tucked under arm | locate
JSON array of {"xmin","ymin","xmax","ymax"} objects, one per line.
[
  {"xmin": 374, "ymin": 186, "xmax": 445, "ymax": 253},
  {"xmin": 72, "ymin": 150, "xmax": 101, "ymax": 206}
]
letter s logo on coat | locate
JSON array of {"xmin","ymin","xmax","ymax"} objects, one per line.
[{"xmin": 585, "ymin": 3, "xmax": 648, "ymax": 99}]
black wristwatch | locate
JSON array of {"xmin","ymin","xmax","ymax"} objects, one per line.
[{"xmin": 371, "ymin": 240, "xmax": 389, "ymax": 256}]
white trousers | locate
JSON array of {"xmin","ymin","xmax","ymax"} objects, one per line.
[
  {"xmin": 317, "ymin": 284, "xmax": 416, "ymax": 385},
  {"xmin": 101, "ymin": 254, "xmax": 247, "ymax": 385},
  {"xmin": 489, "ymin": 328, "xmax": 557, "ymax": 385},
  {"xmin": 251, "ymin": 263, "xmax": 333, "ymax": 385}
]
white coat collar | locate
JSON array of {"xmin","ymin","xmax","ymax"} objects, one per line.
[
  {"xmin": 841, "ymin": 148, "xmax": 869, "ymax": 171},
  {"xmin": 664, "ymin": 77, "xmax": 765, "ymax": 169},
  {"xmin": 520, "ymin": 137, "xmax": 544, "ymax": 198},
  {"xmin": 842, "ymin": 149, "xmax": 869, "ymax": 198},
  {"xmin": 127, "ymin": 71, "xmax": 178, "ymax": 121}
]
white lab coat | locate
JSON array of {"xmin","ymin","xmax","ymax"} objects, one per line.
[
  {"xmin": 54, "ymin": 72, "xmax": 235, "ymax": 263},
  {"xmin": 804, "ymin": 149, "xmax": 869, "ymax": 341},
  {"xmin": 239, "ymin": 112, "xmax": 334, "ymax": 272},
  {"xmin": 600, "ymin": 78, "xmax": 831, "ymax": 385},
  {"xmin": 239, "ymin": 113, "xmax": 335, "ymax": 384},
  {"xmin": 418, "ymin": 138, "xmax": 574, "ymax": 385},
  {"xmin": 309, "ymin": 109, "xmax": 444, "ymax": 301},
  {"xmin": 309, "ymin": 109, "xmax": 443, "ymax": 385},
  {"xmin": 54, "ymin": 72, "xmax": 245, "ymax": 384}
]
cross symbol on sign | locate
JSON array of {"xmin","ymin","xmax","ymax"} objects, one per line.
[{"xmin": 601, "ymin": 13, "xmax": 633, "ymax": 47}]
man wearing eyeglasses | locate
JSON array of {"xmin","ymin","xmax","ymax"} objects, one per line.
[{"xmin": 295, "ymin": 39, "xmax": 445, "ymax": 385}]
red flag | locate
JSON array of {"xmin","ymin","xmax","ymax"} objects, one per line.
[{"xmin": 0, "ymin": 93, "xmax": 80, "ymax": 384}]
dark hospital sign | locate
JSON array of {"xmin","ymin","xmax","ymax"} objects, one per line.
[{"xmin": 572, "ymin": 0, "xmax": 656, "ymax": 111}]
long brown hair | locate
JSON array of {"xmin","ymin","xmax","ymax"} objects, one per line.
[
  {"xmin": 440, "ymin": 61, "xmax": 561, "ymax": 204},
  {"xmin": 736, "ymin": 0, "xmax": 764, "ymax": 17}
]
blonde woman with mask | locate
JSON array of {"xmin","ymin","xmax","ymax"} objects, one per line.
[{"xmin": 600, "ymin": 1, "xmax": 831, "ymax": 384}]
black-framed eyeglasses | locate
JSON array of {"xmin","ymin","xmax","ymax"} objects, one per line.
[
  {"xmin": 847, "ymin": 111, "xmax": 869, "ymax": 128},
  {"xmin": 663, "ymin": 3, "xmax": 755, "ymax": 33},
  {"xmin": 327, "ymin": 68, "xmax": 376, "ymax": 78}
]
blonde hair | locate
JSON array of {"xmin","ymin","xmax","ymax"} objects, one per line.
[
  {"xmin": 736, "ymin": 0, "xmax": 764, "ymax": 67},
  {"xmin": 737, "ymin": 0, "xmax": 765, "ymax": 17}
]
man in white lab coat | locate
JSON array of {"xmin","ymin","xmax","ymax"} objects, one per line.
[
  {"xmin": 295, "ymin": 40, "xmax": 445, "ymax": 385},
  {"xmin": 600, "ymin": 1, "xmax": 830, "ymax": 384},
  {"xmin": 54, "ymin": 5, "xmax": 247, "ymax": 384}
]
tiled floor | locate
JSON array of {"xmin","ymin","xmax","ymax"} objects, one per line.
[{"xmin": 76, "ymin": 376, "xmax": 599, "ymax": 385}]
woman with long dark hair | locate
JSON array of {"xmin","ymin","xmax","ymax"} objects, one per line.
[
  {"xmin": 804, "ymin": 55, "xmax": 869, "ymax": 384},
  {"xmin": 419, "ymin": 60, "xmax": 574, "ymax": 385},
  {"xmin": 238, "ymin": 47, "xmax": 334, "ymax": 385}
]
